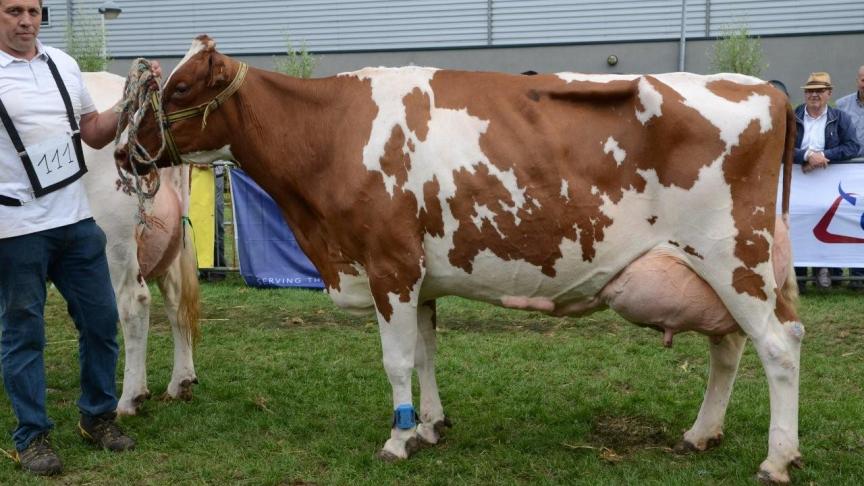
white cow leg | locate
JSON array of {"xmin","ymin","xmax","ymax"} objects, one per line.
[
  {"xmin": 414, "ymin": 300, "xmax": 448, "ymax": 446},
  {"xmin": 376, "ymin": 297, "xmax": 421, "ymax": 461},
  {"xmin": 680, "ymin": 331, "xmax": 747, "ymax": 451},
  {"xmin": 157, "ymin": 266, "xmax": 197, "ymax": 400},
  {"xmin": 116, "ymin": 280, "xmax": 152, "ymax": 416},
  {"xmin": 752, "ymin": 324, "xmax": 803, "ymax": 484}
]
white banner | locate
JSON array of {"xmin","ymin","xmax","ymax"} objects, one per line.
[{"xmin": 781, "ymin": 160, "xmax": 864, "ymax": 267}]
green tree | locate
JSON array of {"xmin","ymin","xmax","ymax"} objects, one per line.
[
  {"xmin": 710, "ymin": 25, "xmax": 765, "ymax": 77},
  {"xmin": 274, "ymin": 36, "xmax": 317, "ymax": 78},
  {"xmin": 65, "ymin": 11, "xmax": 108, "ymax": 72}
]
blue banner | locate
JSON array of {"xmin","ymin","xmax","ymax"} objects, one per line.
[{"xmin": 229, "ymin": 169, "xmax": 323, "ymax": 288}]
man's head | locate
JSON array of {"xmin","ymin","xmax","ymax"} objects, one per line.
[
  {"xmin": 802, "ymin": 72, "xmax": 832, "ymax": 115},
  {"xmin": 0, "ymin": 0, "xmax": 42, "ymax": 60}
]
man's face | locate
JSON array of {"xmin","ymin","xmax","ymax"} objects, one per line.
[
  {"xmin": 804, "ymin": 87, "xmax": 831, "ymax": 114},
  {"xmin": 0, "ymin": 0, "xmax": 41, "ymax": 59}
]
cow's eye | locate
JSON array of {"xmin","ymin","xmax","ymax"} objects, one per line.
[{"xmin": 173, "ymin": 83, "xmax": 190, "ymax": 97}]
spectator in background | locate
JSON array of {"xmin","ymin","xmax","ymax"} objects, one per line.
[
  {"xmin": 836, "ymin": 65, "xmax": 864, "ymax": 289},
  {"xmin": 793, "ymin": 72, "xmax": 861, "ymax": 290}
]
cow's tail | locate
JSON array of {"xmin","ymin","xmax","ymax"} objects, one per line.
[
  {"xmin": 779, "ymin": 104, "xmax": 799, "ymax": 304},
  {"xmin": 177, "ymin": 165, "xmax": 201, "ymax": 345}
]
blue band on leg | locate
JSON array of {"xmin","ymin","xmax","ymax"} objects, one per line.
[{"xmin": 393, "ymin": 404, "xmax": 416, "ymax": 430}]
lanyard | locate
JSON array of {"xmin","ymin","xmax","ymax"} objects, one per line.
[{"xmin": 0, "ymin": 55, "xmax": 87, "ymax": 206}]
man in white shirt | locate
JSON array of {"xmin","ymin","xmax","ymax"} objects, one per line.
[
  {"xmin": 0, "ymin": 0, "xmax": 160, "ymax": 476},
  {"xmin": 793, "ymin": 72, "xmax": 861, "ymax": 290}
]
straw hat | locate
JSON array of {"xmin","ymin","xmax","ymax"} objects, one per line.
[{"xmin": 801, "ymin": 72, "xmax": 832, "ymax": 90}]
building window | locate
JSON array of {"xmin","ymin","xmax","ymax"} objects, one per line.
[{"xmin": 41, "ymin": 6, "xmax": 50, "ymax": 27}]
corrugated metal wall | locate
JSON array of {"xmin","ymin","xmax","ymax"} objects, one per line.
[{"xmin": 39, "ymin": 0, "xmax": 864, "ymax": 57}]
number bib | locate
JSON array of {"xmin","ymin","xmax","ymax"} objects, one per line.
[{"xmin": 24, "ymin": 132, "xmax": 84, "ymax": 191}]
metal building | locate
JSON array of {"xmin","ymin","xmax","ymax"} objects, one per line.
[{"xmin": 40, "ymin": 1, "xmax": 864, "ymax": 94}]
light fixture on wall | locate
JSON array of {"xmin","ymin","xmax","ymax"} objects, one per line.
[
  {"xmin": 606, "ymin": 55, "xmax": 619, "ymax": 66},
  {"xmin": 97, "ymin": 1, "xmax": 122, "ymax": 20},
  {"xmin": 97, "ymin": 1, "xmax": 123, "ymax": 62}
]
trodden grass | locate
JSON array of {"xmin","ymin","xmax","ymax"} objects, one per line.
[{"xmin": 0, "ymin": 274, "xmax": 862, "ymax": 485}]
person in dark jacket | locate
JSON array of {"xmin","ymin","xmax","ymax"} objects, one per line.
[{"xmin": 793, "ymin": 72, "xmax": 861, "ymax": 290}]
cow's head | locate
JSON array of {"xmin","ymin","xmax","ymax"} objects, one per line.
[{"xmin": 115, "ymin": 35, "xmax": 244, "ymax": 174}]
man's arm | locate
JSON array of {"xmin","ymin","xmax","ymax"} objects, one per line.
[
  {"xmin": 79, "ymin": 109, "xmax": 119, "ymax": 150},
  {"xmin": 823, "ymin": 113, "xmax": 861, "ymax": 162},
  {"xmin": 78, "ymin": 61, "xmax": 163, "ymax": 150}
]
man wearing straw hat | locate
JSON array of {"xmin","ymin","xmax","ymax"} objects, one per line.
[{"xmin": 793, "ymin": 71, "xmax": 860, "ymax": 290}]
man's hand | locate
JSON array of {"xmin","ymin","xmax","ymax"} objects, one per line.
[
  {"xmin": 150, "ymin": 60, "xmax": 163, "ymax": 79},
  {"xmin": 803, "ymin": 150, "xmax": 829, "ymax": 172}
]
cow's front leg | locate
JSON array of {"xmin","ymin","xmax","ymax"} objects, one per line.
[
  {"xmin": 414, "ymin": 300, "xmax": 450, "ymax": 446},
  {"xmin": 116, "ymin": 279, "xmax": 152, "ymax": 416},
  {"xmin": 376, "ymin": 297, "xmax": 422, "ymax": 461},
  {"xmin": 679, "ymin": 331, "xmax": 747, "ymax": 452}
]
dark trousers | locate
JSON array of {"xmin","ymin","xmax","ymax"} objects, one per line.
[{"xmin": 0, "ymin": 218, "xmax": 119, "ymax": 451}]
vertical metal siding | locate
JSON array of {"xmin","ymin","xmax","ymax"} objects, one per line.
[{"xmin": 37, "ymin": 0, "xmax": 864, "ymax": 57}]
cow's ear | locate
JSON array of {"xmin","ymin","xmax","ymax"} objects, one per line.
[{"xmin": 207, "ymin": 54, "xmax": 229, "ymax": 88}]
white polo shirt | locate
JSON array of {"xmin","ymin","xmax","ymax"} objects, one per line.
[{"xmin": 0, "ymin": 40, "xmax": 96, "ymax": 239}]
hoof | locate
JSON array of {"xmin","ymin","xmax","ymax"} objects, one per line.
[
  {"xmin": 376, "ymin": 449, "xmax": 402, "ymax": 462},
  {"xmin": 434, "ymin": 417, "xmax": 453, "ymax": 436},
  {"xmin": 674, "ymin": 433, "xmax": 723, "ymax": 454},
  {"xmin": 757, "ymin": 468, "xmax": 790, "ymax": 485},
  {"xmin": 790, "ymin": 455, "xmax": 804, "ymax": 470},
  {"xmin": 176, "ymin": 379, "xmax": 196, "ymax": 401},
  {"xmin": 377, "ymin": 437, "xmax": 421, "ymax": 461}
]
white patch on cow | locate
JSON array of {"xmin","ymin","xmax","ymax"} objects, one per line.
[
  {"xmin": 182, "ymin": 145, "xmax": 235, "ymax": 166},
  {"xmin": 603, "ymin": 136, "xmax": 627, "ymax": 166},
  {"xmin": 560, "ymin": 180, "xmax": 570, "ymax": 201},
  {"xmin": 328, "ymin": 266, "xmax": 376, "ymax": 315},
  {"xmin": 590, "ymin": 186, "xmax": 599, "ymax": 196},
  {"xmin": 472, "ymin": 203, "xmax": 504, "ymax": 236},
  {"xmin": 635, "ymin": 77, "xmax": 663, "ymax": 124},
  {"xmin": 167, "ymin": 38, "xmax": 210, "ymax": 85},
  {"xmin": 349, "ymin": 67, "xmax": 529, "ymax": 229},
  {"xmin": 655, "ymin": 72, "xmax": 773, "ymax": 149},
  {"xmin": 556, "ymin": 73, "xmax": 639, "ymax": 84},
  {"xmin": 753, "ymin": 206, "xmax": 766, "ymax": 215}
]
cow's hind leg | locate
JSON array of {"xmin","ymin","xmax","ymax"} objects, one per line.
[
  {"xmin": 414, "ymin": 300, "xmax": 450, "ymax": 446},
  {"xmin": 678, "ymin": 331, "xmax": 747, "ymax": 452},
  {"xmin": 156, "ymin": 258, "xmax": 198, "ymax": 401},
  {"xmin": 376, "ymin": 298, "xmax": 423, "ymax": 461},
  {"xmin": 116, "ymin": 277, "xmax": 153, "ymax": 416},
  {"xmin": 698, "ymin": 268, "xmax": 802, "ymax": 484}
]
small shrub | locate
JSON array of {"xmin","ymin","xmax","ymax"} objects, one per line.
[
  {"xmin": 710, "ymin": 25, "xmax": 765, "ymax": 77},
  {"xmin": 274, "ymin": 36, "xmax": 317, "ymax": 78},
  {"xmin": 65, "ymin": 11, "xmax": 108, "ymax": 72}
]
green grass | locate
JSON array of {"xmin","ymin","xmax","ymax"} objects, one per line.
[{"xmin": 1, "ymin": 276, "xmax": 862, "ymax": 484}]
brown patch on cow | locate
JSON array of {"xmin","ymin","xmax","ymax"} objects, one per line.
[
  {"xmin": 668, "ymin": 240, "xmax": 680, "ymax": 247},
  {"xmin": 403, "ymin": 88, "xmax": 431, "ymax": 141},
  {"xmin": 773, "ymin": 287, "xmax": 799, "ymax": 323},
  {"xmin": 647, "ymin": 215, "xmax": 657, "ymax": 225},
  {"xmin": 407, "ymin": 138, "xmax": 415, "ymax": 152},
  {"xmin": 379, "ymin": 125, "xmax": 412, "ymax": 187},
  {"xmin": 721, "ymin": 89, "xmax": 787, "ymax": 301},
  {"xmin": 639, "ymin": 77, "xmax": 726, "ymax": 189},
  {"xmin": 706, "ymin": 79, "xmax": 760, "ymax": 103},
  {"xmin": 732, "ymin": 267, "xmax": 767, "ymax": 300},
  {"xmin": 683, "ymin": 245, "xmax": 704, "ymax": 260},
  {"xmin": 419, "ymin": 177, "xmax": 445, "ymax": 237}
]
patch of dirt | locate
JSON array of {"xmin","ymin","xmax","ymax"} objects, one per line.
[{"xmin": 572, "ymin": 415, "xmax": 674, "ymax": 461}]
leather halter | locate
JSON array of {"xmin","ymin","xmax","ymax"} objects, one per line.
[{"xmin": 150, "ymin": 62, "xmax": 248, "ymax": 166}]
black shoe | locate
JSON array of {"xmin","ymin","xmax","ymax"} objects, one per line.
[
  {"xmin": 14, "ymin": 433, "xmax": 63, "ymax": 476},
  {"xmin": 78, "ymin": 412, "xmax": 136, "ymax": 451}
]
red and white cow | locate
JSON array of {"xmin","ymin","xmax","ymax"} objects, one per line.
[
  {"xmin": 81, "ymin": 72, "xmax": 200, "ymax": 415},
  {"xmin": 120, "ymin": 36, "xmax": 802, "ymax": 483}
]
